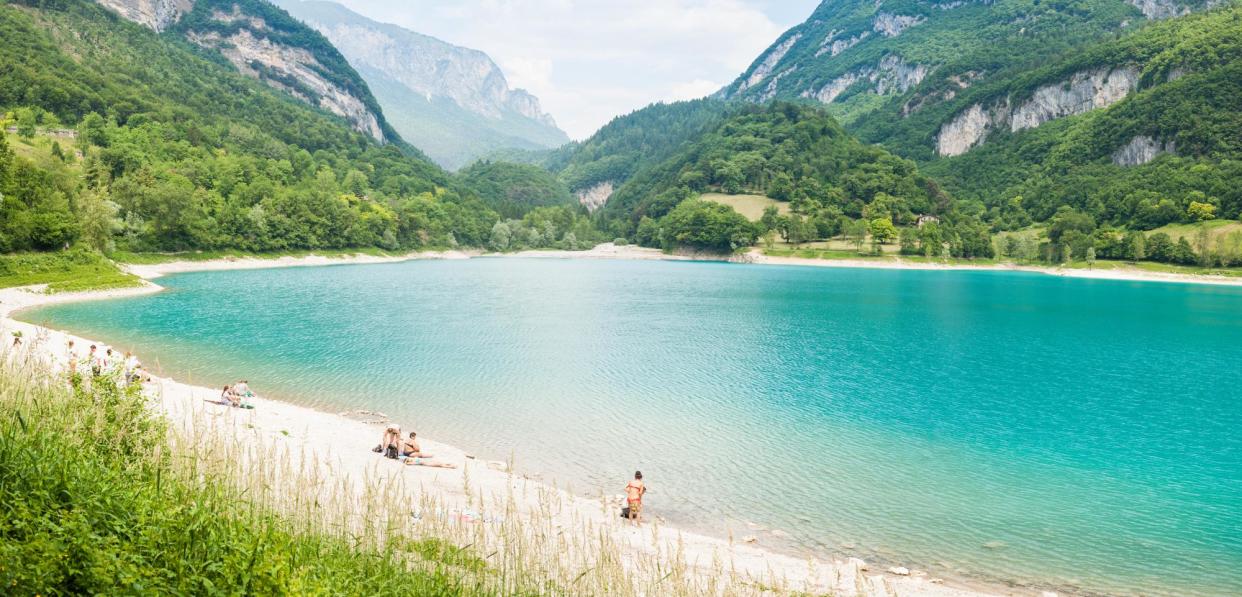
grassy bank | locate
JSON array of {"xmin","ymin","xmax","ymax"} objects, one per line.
[
  {"xmin": 0, "ymin": 250, "xmax": 140, "ymax": 292},
  {"xmin": 0, "ymin": 349, "xmax": 752, "ymax": 596},
  {"xmin": 0, "ymin": 361, "xmax": 486, "ymax": 594}
]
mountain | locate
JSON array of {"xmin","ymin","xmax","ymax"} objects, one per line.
[
  {"xmin": 0, "ymin": 0, "xmax": 505, "ymax": 254},
  {"xmin": 272, "ymin": 0, "xmax": 569, "ymax": 170},
  {"xmin": 719, "ymin": 0, "xmax": 1218, "ymax": 156},
  {"xmin": 921, "ymin": 7, "xmax": 1242, "ymax": 228},
  {"xmin": 716, "ymin": 0, "xmax": 1241, "ymax": 231},
  {"xmin": 92, "ymin": 0, "xmax": 396, "ymax": 143}
]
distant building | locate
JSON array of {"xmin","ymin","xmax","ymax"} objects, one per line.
[{"xmin": 916, "ymin": 215, "xmax": 940, "ymax": 228}]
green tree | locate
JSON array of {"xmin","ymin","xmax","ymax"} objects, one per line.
[
  {"xmin": 1187, "ymin": 201, "xmax": 1217, "ymax": 222},
  {"xmin": 14, "ymin": 107, "xmax": 37, "ymax": 138},
  {"xmin": 869, "ymin": 217, "xmax": 898, "ymax": 245},
  {"xmin": 488, "ymin": 221, "xmax": 512, "ymax": 251},
  {"xmin": 658, "ymin": 199, "xmax": 758, "ymax": 251}
]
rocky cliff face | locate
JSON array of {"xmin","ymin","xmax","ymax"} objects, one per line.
[
  {"xmin": 576, "ymin": 181, "xmax": 614, "ymax": 212},
  {"xmin": 719, "ymin": 0, "xmax": 1217, "ymax": 159},
  {"xmin": 94, "ymin": 0, "xmax": 389, "ymax": 143},
  {"xmin": 95, "ymin": 0, "xmax": 192, "ymax": 31},
  {"xmin": 274, "ymin": 0, "xmax": 567, "ymax": 169},
  {"xmin": 936, "ymin": 66, "xmax": 1139, "ymax": 156},
  {"xmin": 801, "ymin": 55, "xmax": 928, "ymax": 105},
  {"xmin": 187, "ymin": 26, "xmax": 383, "ymax": 140},
  {"xmin": 1127, "ymin": 0, "xmax": 1192, "ymax": 19},
  {"xmin": 1112, "ymin": 135, "xmax": 1176, "ymax": 166}
]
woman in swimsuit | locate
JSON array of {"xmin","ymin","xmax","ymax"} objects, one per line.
[{"xmin": 625, "ymin": 471, "xmax": 646, "ymax": 527}]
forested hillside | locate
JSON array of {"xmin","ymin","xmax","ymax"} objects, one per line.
[
  {"xmin": 922, "ymin": 7, "xmax": 1242, "ymax": 229},
  {"xmin": 0, "ymin": 0, "xmax": 495, "ymax": 253},
  {"xmin": 720, "ymin": 0, "xmax": 1217, "ymax": 135},
  {"xmin": 458, "ymin": 161, "xmax": 575, "ymax": 219},
  {"xmin": 592, "ymin": 103, "xmax": 992, "ymax": 255},
  {"xmin": 542, "ymin": 100, "xmax": 739, "ymax": 204},
  {"xmin": 168, "ymin": 0, "xmax": 399, "ymax": 143}
]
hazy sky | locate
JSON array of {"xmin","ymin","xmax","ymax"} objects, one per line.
[{"xmin": 334, "ymin": 0, "xmax": 821, "ymax": 139}]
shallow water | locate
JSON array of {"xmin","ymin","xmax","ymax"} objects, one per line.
[{"xmin": 25, "ymin": 258, "xmax": 1242, "ymax": 596}]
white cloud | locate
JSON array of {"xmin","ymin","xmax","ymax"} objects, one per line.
[
  {"xmin": 335, "ymin": 0, "xmax": 818, "ymax": 139},
  {"xmin": 669, "ymin": 79, "xmax": 725, "ymax": 101}
]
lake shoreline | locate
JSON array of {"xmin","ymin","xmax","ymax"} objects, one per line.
[
  {"xmin": 0, "ymin": 277, "xmax": 1007, "ymax": 597},
  {"xmin": 114, "ymin": 243, "xmax": 1242, "ymax": 287}
]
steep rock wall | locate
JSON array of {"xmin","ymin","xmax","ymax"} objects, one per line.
[
  {"xmin": 188, "ymin": 28, "xmax": 384, "ymax": 141},
  {"xmin": 802, "ymin": 55, "xmax": 928, "ymax": 104},
  {"xmin": 937, "ymin": 66, "xmax": 1139, "ymax": 156},
  {"xmin": 1112, "ymin": 135, "xmax": 1175, "ymax": 166},
  {"xmin": 95, "ymin": 0, "xmax": 193, "ymax": 32},
  {"xmin": 576, "ymin": 181, "xmax": 614, "ymax": 212}
]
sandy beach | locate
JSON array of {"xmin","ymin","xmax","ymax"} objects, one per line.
[{"xmin": 16, "ymin": 248, "xmax": 1218, "ymax": 594}]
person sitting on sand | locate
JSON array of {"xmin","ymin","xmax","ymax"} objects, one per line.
[
  {"xmin": 378, "ymin": 424, "xmax": 402, "ymax": 458},
  {"xmin": 221, "ymin": 385, "xmax": 241, "ymax": 407},
  {"xmin": 234, "ymin": 380, "xmax": 254, "ymax": 398},
  {"xmin": 400, "ymin": 431, "xmax": 432, "ymax": 459},
  {"xmin": 625, "ymin": 471, "xmax": 646, "ymax": 527}
]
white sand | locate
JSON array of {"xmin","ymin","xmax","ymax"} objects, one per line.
[{"xmin": 0, "ymin": 250, "xmax": 1082, "ymax": 596}]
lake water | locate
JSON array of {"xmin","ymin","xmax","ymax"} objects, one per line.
[{"xmin": 23, "ymin": 258, "xmax": 1242, "ymax": 596}]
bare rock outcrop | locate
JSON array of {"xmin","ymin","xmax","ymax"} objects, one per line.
[
  {"xmin": 187, "ymin": 28, "xmax": 384, "ymax": 141},
  {"xmin": 1127, "ymin": 0, "xmax": 1192, "ymax": 19},
  {"xmin": 1112, "ymin": 135, "xmax": 1175, "ymax": 166},
  {"xmin": 873, "ymin": 13, "xmax": 925, "ymax": 37},
  {"xmin": 801, "ymin": 55, "xmax": 928, "ymax": 104},
  {"xmin": 740, "ymin": 34, "xmax": 802, "ymax": 92},
  {"xmin": 1009, "ymin": 67, "xmax": 1139, "ymax": 132},
  {"xmin": 816, "ymin": 30, "xmax": 870, "ymax": 58},
  {"xmin": 94, "ymin": 0, "xmax": 193, "ymax": 32},
  {"xmin": 937, "ymin": 66, "xmax": 1139, "ymax": 156},
  {"xmin": 576, "ymin": 182, "xmax": 614, "ymax": 212}
]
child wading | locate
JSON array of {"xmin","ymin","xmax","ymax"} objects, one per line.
[{"xmin": 624, "ymin": 471, "xmax": 646, "ymax": 527}]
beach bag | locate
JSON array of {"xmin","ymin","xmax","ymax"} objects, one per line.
[
  {"xmin": 385, "ymin": 445, "xmax": 399, "ymax": 459},
  {"xmin": 620, "ymin": 506, "xmax": 631, "ymax": 519},
  {"xmin": 372, "ymin": 445, "xmax": 383, "ymax": 453}
]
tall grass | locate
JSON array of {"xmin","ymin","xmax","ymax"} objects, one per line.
[{"xmin": 0, "ymin": 346, "xmax": 806, "ymax": 595}]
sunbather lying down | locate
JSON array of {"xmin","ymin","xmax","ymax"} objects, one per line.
[{"xmin": 404, "ymin": 456, "xmax": 456, "ymax": 469}]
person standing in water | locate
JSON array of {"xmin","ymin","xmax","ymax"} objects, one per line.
[{"xmin": 624, "ymin": 471, "xmax": 646, "ymax": 527}]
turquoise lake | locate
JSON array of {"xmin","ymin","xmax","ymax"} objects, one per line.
[{"xmin": 23, "ymin": 258, "xmax": 1242, "ymax": 596}]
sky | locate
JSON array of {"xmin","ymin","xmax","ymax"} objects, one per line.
[{"xmin": 334, "ymin": 0, "xmax": 821, "ymax": 140}]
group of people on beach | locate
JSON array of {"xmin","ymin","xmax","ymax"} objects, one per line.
[
  {"xmin": 375, "ymin": 423, "xmax": 456, "ymax": 468},
  {"xmin": 372, "ymin": 422, "xmax": 649, "ymax": 525},
  {"xmin": 220, "ymin": 381, "xmax": 257, "ymax": 409},
  {"xmin": 65, "ymin": 339, "xmax": 150, "ymax": 385}
]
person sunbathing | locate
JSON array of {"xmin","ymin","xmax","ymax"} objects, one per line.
[
  {"xmin": 400, "ymin": 431, "xmax": 433, "ymax": 458},
  {"xmin": 404, "ymin": 456, "xmax": 456, "ymax": 469}
]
